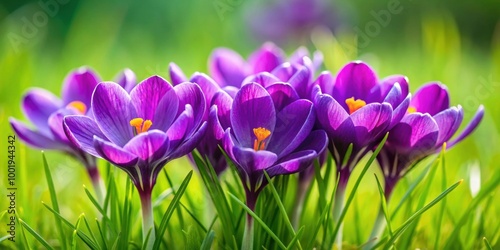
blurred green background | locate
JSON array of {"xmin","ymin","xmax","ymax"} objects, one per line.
[{"xmin": 0, "ymin": 0, "xmax": 499, "ymax": 248}]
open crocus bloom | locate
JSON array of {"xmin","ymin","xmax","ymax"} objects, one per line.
[
  {"xmin": 211, "ymin": 82, "xmax": 327, "ymax": 209},
  {"xmin": 63, "ymin": 76, "xmax": 207, "ymax": 246},
  {"xmin": 313, "ymin": 61, "xmax": 410, "ymax": 187},
  {"xmin": 378, "ymin": 82, "xmax": 484, "ymax": 197},
  {"xmin": 9, "ymin": 67, "xmax": 135, "ymax": 196},
  {"xmin": 63, "ymin": 76, "xmax": 207, "ymax": 196}
]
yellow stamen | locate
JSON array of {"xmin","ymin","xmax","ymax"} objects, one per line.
[
  {"xmin": 345, "ymin": 97, "xmax": 366, "ymax": 114},
  {"xmin": 253, "ymin": 127, "xmax": 271, "ymax": 151},
  {"xmin": 67, "ymin": 101, "xmax": 87, "ymax": 114},
  {"xmin": 129, "ymin": 118, "xmax": 153, "ymax": 135},
  {"xmin": 130, "ymin": 118, "xmax": 144, "ymax": 135},
  {"xmin": 407, "ymin": 106, "xmax": 417, "ymax": 114},
  {"xmin": 142, "ymin": 120, "xmax": 152, "ymax": 133}
]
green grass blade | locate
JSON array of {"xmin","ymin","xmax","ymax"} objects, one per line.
[
  {"xmin": 228, "ymin": 192, "xmax": 287, "ymax": 249},
  {"xmin": 180, "ymin": 202, "xmax": 208, "ymax": 233},
  {"xmin": 330, "ymin": 133, "xmax": 389, "ymax": 246},
  {"xmin": 84, "ymin": 185, "xmax": 109, "ymax": 221},
  {"xmin": 42, "ymin": 152, "xmax": 67, "ymax": 248},
  {"xmin": 398, "ymin": 153, "xmax": 440, "ymax": 249},
  {"xmin": 483, "ymin": 237, "xmax": 493, "ymax": 250},
  {"xmin": 306, "ymin": 173, "xmax": 338, "ymax": 249},
  {"xmin": 42, "ymin": 202, "xmax": 99, "ymax": 249},
  {"xmin": 81, "ymin": 215, "xmax": 98, "ymax": 248},
  {"xmin": 286, "ymin": 226, "xmax": 305, "ymax": 249},
  {"xmin": 153, "ymin": 170, "xmax": 193, "ymax": 250},
  {"xmin": 434, "ymin": 146, "xmax": 447, "ymax": 249},
  {"xmin": 263, "ymin": 171, "xmax": 303, "ymax": 250},
  {"xmin": 19, "ymin": 218, "xmax": 54, "ymax": 250},
  {"xmin": 200, "ymin": 230, "xmax": 216, "ymax": 250},
  {"xmin": 374, "ymin": 174, "xmax": 393, "ymax": 237},
  {"xmin": 0, "ymin": 234, "xmax": 12, "ymax": 243},
  {"xmin": 443, "ymin": 170, "xmax": 500, "ymax": 249},
  {"xmin": 95, "ymin": 219, "xmax": 107, "ymax": 249},
  {"xmin": 375, "ymin": 179, "xmax": 463, "ymax": 249}
]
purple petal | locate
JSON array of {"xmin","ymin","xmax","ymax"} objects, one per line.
[
  {"xmin": 169, "ymin": 62, "xmax": 188, "ymax": 86},
  {"xmin": 190, "ymin": 73, "xmax": 221, "ymax": 107},
  {"xmin": 231, "ymin": 83, "xmax": 276, "ymax": 148},
  {"xmin": 123, "ymin": 130, "xmax": 169, "ymax": 161},
  {"xmin": 174, "ymin": 82, "xmax": 206, "ymax": 129},
  {"xmin": 314, "ymin": 92, "xmax": 349, "ymax": 132},
  {"xmin": 222, "ymin": 86, "xmax": 239, "ymax": 98},
  {"xmin": 61, "ymin": 67, "xmax": 101, "ymax": 107},
  {"xmin": 115, "ymin": 68, "xmax": 136, "ymax": 93},
  {"xmin": 21, "ymin": 88, "xmax": 62, "ymax": 136},
  {"xmin": 266, "ymin": 83, "xmax": 299, "ymax": 111},
  {"xmin": 221, "ymin": 128, "xmax": 236, "ymax": 160},
  {"xmin": 388, "ymin": 113, "xmax": 439, "ymax": 153},
  {"xmin": 271, "ymin": 63, "xmax": 298, "ymax": 82},
  {"xmin": 295, "ymin": 130, "xmax": 329, "ymax": 153},
  {"xmin": 130, "ymin": 76, "xmax": 178, "ymax": 131},
  {"xmin": 242, "ymin": 72, "xmax": 281, "ymax": 88},
  {"xmin": 390, "ymin": 95, "xmax": 410, "ymax": 128},
  {"xmin": 312, "ymin": 50, "xmax": 324, "ymax": 70},
  {"xmin": 168, "ymin": 121, "xmax": 207, "ymax": 160},
  {"xmin": 350, "ymin": 103, "xmax": 392, "ymax": 145},
  {"xmin": 166, "ymin": 104, "xmax": 194, "ymax": 149},
  {"xmin": 434, "ymin": 106, "xmax": 463, "ymax": 146},
  {"xmin": 233, "ymin": 147, "xmax": 278, "ymax": 173},
  {"xmin": 368, "ymin": 75, "xmax": 409, "ymax": 103},
  {"xmin": 94, "ymin": 136, "xmax": 138, "ymax": 167},
  {"xmin": 248, "ymin": 42, "xmax": 285, "ymax": 73},
  {"xmin": 266, "ymin": 150, "xmax": 316, "ymax": 177},
  {"xmin": 209, "ymin": 48, "xmax": 249, "ymax": 87},
  {"xmin": 48, "ymin": 108, "xmax": 80, "ymax": 145},
  {"xmin": 63, "ymin": 115, "xmax": 107, "ymax": 157},
  {"xmin": 211, "ymin": 90, "xmax": 233, "ymax": 130},
  {"xmin": 332, "ymin": 61, "xmax": 378, "ymax": 106},
  {"xmin": 267, "ymin": 99, "xmax": 315, "ymax": 157},
  {"xmin": 447, "ymin": 105, "xmax": 484, "ymax": 148},
  {"xmin": 313, "ymin": 71, "xmax": 335, "ymax": 98},
  {"xmin": 92, "ymin": 82, "xmax": 135, "ymax": 147},
  {"xmin": 209, "ymin": 106, "xmax": 226, "ymax": 140},
  {"xmin": 9, "ymin": 118, "xmax": 66, "ymax": 150},
  {"xmin": 288, "ymin": 65, "xmax": 312, "ymax": 99},
  {"xmin": 410, "ymin": 82, "xmax": 450, "ymax": 116}
]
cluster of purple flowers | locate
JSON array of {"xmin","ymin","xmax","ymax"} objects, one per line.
[{"xmin": 10, "ymin": 43, "xmax": 484, "ymax": 248}]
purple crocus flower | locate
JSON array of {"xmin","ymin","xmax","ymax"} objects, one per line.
[
  {"xmin": 313, "ymin": 61, "xmax": 409, "ymax": 190},
  {"xmin": 169, "ymin": 45, "xmax": 322, "ymax": 176},
  {"xmin": 312, "ymin": 61, "xmax": 409, "ymax": 248},
  {"xmin": 210, "ymin": 82, "xmax": 327, "ymax": 248},
  {"xmin": 63, "ymin": 76, "xmax": 207, "ymax": 247},
  {"xmin": 366, "ymin": 83, "xmax": 484, "ymax": 247},
  {"xmin": 9, "ymin": 67, "xmax": 135, "ymax": 201},
  {"xmin": 378, "ymin": 83, "xmax": 484, "ymax": 198}
]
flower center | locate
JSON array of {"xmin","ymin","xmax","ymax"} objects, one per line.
[
  {"xmin": 67, "ymin": 101, "xmax": 87, "ymax": 114},
  {"xmin": 130, "ymin": 118, "xmax": 153, "ymax": 135},
  {"xmin": 345, "ymin": 97, "xmax": 366, "ymax": 114},
  {"xmin": 253, "ymin": 127, "xmax": 271, "ymax": 151},
  {"xmin": 407, "ymin": 106, "xmax": 417, "ymax": 114}
]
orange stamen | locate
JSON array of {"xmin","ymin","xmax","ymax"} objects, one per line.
[
  {"xmin": 345, "ymin": 97, "xmax": 366, "ymax": 114},
  {"xmin": 407, "ymin": 106, "xmax": 417, "ymax": 114},
  {"xmin": 142, "ymin": 120, "xmax": 152, "ymax": 133},
  {"xmin": 130, "ymin": 118, "xmax": 153, "ymax": 135},
  {"xmin": 67, "ymin": 101, "xmax": 87, "ymax": 114},
  {"xmin": 253, "ymin": 127, "xmax": 271, "ymax": 151}
]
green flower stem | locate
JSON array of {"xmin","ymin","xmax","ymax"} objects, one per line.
[
  {"xmin": 242, "ymin": 214, "xmax": 255, "ymax": 250},
  {"xmin": 333, "ymin": 183, "xmax": 347, "ymax": 250},
  {"xmin": 242, "ymin": 192, "xmax": 257, "ymax": 250},
  {"xmin": 140, "ymin": 191, "xmax": 155, "ymax": 250}
]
